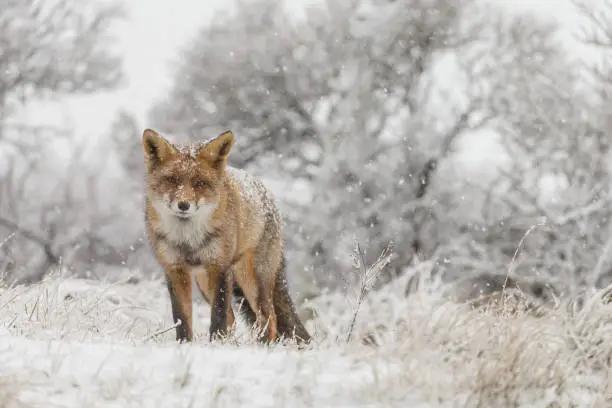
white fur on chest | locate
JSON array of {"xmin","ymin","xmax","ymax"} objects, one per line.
[
  {"xmin": 153, "ymin": 200, "xmax": 217, "ymax": 248},
  {"xmin": 152, "ymin": 200, "xmax": 223, "ymax": 266}
]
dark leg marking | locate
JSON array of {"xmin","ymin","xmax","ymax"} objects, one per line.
[
  {"xmin": 210, "ymin": 270, "xmax": 230, "ymax": 341},
  {"xmin": 166, "ymin": 277, "xmax": 191, "ymax": 342}
]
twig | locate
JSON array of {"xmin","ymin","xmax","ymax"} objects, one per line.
[
  {"xmin": 0, "ymin": 232, "xmax": 16, "ymax": 249},
  {"xmin": 504, "ymin": 219, "xmax": 547, "ymax": 282},
  {"xmin": 142, "ymin": 319, "xmax": 182, "ymax": 342},
  {"xmin": 502, "ymin": 220, "xmax": 547, "ymax": 311},
  {"xmin": 27, "ymin": 290, "xmax": 43, "ymax": 321},
  {"xmin": 345, "ymin": 242, "xmax": 368, "ymax": 344},
  {"xmin": 345, "ymin": 242, "xmax": 392, "ymax": 343},
  {"xmin": 589, "ymin": 220, "xmax": 612, "ymax": 288}
]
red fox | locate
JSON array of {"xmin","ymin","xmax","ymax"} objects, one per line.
[{"xmin": 142, "ymin": 128, "xmax": 311, "ymax": 344}]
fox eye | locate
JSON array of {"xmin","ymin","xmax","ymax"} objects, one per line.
[
  {"xmin": 165, "ymin": 176, "xmax": 180, "ymax": 184},
  {"xmin": 193, "ymin": 179, "xmax": 209, "ymax": 189}
]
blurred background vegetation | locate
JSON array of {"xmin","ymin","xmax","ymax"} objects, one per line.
[{"xmin": 1, "ymin": 0, "xmax": 611, "ymax": 301}]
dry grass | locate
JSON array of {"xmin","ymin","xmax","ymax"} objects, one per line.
[{"xmin": 1, "ymin": 261, "xmax": 612, "ymax": 407}]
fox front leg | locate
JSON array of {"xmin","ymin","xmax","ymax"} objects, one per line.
[
  {"xmin": 209, "ymin": 266, "xmax": 233, "ymax": 342},
  {"xmin": 165, "ymin": 267, "xmax": 193, "ymax": 342}
]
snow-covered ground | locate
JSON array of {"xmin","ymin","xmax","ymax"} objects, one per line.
[{"xmin": 1, "ymin": 262, "xmax": 611, "ymax": 407}]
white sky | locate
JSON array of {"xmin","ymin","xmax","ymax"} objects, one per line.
[
  {"xmin": 96, "ymin": 0, "xmax": 227, "ymax": 123},
  {"xmin": 14, "ymin": 0, "xmax": 226, "ymax": 140},
  {"xmin": 12, "ymin": 0, "xmax": 594, "ymax": 149}
]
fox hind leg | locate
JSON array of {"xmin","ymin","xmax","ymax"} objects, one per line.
[
  {"xmin": 250, "ymin": 247, "xmax": 278, "ymax": 343},
  {"xmin": 260, "ymin": 291, "xmax": 278, "ymax": 342},
  {"xmin": 233, "ymin": 249, "xmax": 278, "ymax": 342},
  {"xmin": 232, "ymin": 283, "xmax": 257, "ymax": 327}
]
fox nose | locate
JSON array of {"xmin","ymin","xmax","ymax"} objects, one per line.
[{"xmin": 177, "ymin": 201, "xmax": 190, "ymax": 212}]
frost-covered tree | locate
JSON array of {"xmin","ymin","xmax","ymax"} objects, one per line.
[
  {"xmin": 151, "ymin": 0, "xmax": 489, "ymax": 290},
  {"xmin": 425, "ymin": 11, "xmax": 612, "ymax": 294},
  {"xmin": 151, "ymin": 0, "xmax": 608, "ymax": 296},
  {"xmin": 543, "ymin": 0, "xmax": 612, "ymax": 289},
  {"xmin": 0, "ymin": 0, "xmax": 122, "ymax": 117},
  {"xmin": 0, "ymin": 0, "xmax": 124, "ymax": 283}
]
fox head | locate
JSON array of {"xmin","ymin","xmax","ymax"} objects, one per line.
[{"xmin": 142, "ymin": 128, "xmax": 234, "ymax": 221}]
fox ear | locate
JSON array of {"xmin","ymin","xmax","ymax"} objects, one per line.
[
  {"xmin": 198, "ymin": 130, "xmax": 234, "ymax": 169},
  {"xmin": 142, "ymin": 129, "xmax": 175, "ymax": 171}
]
